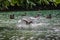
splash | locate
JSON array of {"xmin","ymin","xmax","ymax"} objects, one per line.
[{"xmin": 17, "ymin": 16, "xmax": 51, "ymax": 29}]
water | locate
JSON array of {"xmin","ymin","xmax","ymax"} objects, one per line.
[
  {"xmin": 17, "ymin": 16, "xmax": 60, "ymax": 31},
  {"xmin": 0, "ymin": 10, "xmax": 60, "ymax": 40}
]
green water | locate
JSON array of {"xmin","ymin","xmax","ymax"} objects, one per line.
[
  {"xmin": 0, "ymin": 10, "xmax": 60, "ymax": 16},
  {"xmin": 0, "ymin": 10, "xmax": 60, "ymax": 27},
  {"xmin": 0, "ymin": 10, "xmax": 60, "ymax": 40}
]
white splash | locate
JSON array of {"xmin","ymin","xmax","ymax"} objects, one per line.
[{"xmin": 17, "ymin": 16, "xmax": 50, "ymax": 29}]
